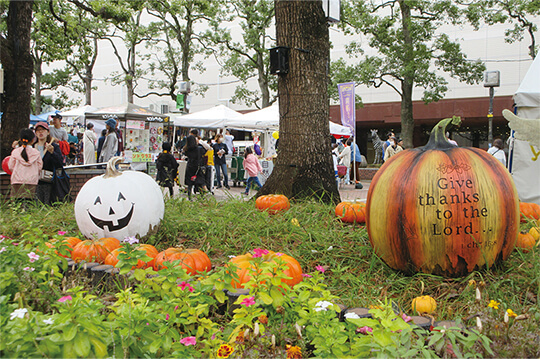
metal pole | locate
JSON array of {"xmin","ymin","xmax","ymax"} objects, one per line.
[{"xmin": 488, "ymin": 86, "xmax": 494, "ymax": 146}]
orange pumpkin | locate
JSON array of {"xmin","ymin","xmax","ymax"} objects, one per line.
[
  {"xmin": 104, "ymin": 244, "xmax": 159, "ymax": 269},
  {"xmin": 154, "ymin": 248, "xmax": 211, "ymax": 274},
  {"xmin": 515, "ymin": 232, "xmax": 536, "ymax": 252},
  {"xmin": 520, "ymin": 202, "xmax": 540, "ymax": 222},
  {"xmin": 71, "ymin": 237, "xmax": 121, "ymax": 263},
  {"xmin": 335, "ymin": 202, "xmax": 366, "ymax": 223},
  {"xmin": 255, "ymin": 194, "xmax": 290, "ymax": 214},
  {"xmin": 366, "ymin": 117, "xmax": 519, "ymax": 277},
  {"xmin": 45, "ymin": 237, "xmax": 82, "ymax": 258},
  {"xmin": 228, "ymin": 250, "xmax": 302, "ymax": 289}
]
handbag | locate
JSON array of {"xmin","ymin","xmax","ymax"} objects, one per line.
[
  {"xmin": 39, "ymin": 170, "xmax": 54, "ymax": 183},
  {"xmin": 51, "ymin": 168, "xmax": 71, "ymax": 203}
]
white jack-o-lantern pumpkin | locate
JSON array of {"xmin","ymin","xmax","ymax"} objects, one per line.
[{"xmin": 75, "ymin": 157, "xmax": 165, "ymax": 239}]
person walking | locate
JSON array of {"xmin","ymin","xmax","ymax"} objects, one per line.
[
  {"xmin": 156, "ymin": 142, "xmax": 179, "ymax": 198},
  {"xmin": 203, "ymin": 138, "xmax": 215, "ymax": 193},
  {"xmin": 242, "ymin": 146, "xmax": 263, "ymax": 196},
  {"xmin": 382, "ymin": 131, "xmax": 395, "ymax": 162},
  {"xmin": 96, "ymin": 129, "xmax": 107, "ymax": 162},
  {"xmin": 33, "ymin": 122, "xmax": 64, "ymax": 205},
  {"xmin": 224, "ymin": 129, "xmax": 235, "ymax": 156},
  {"xmin": 8, "ymin": 129, "xmax": 43, "ymax": 203},
  {"xmin": 49, "ymin": 113, "xmax": 68, "ymax": 142},
  {"xmin": 83, "ymin": 122, "xmax": 97, "ymax": 165},
  {"xmin": 384, "ymin": 136, "xmax": 403, "ymax": 160},
  {"xmin": 349, "ymin": 138, "xmax": 363, "ymax": 189},
  {"xmin": 337, "ymin": 140, "xmax": 351, "ymax": 185},
  {"xmin": 212, "ymin": 134, "xmax": 230, "ymax": 189},
  {"xmin": 183, "ymin": 129, "xmax": 207, "ymax": 199},
  {"xmin": 487, "ymin": 138, "xmax": 507, "ymax": 167},
  {"xmin": 99, "ymin": 118, "xmax": 118, "ymax": 163}
]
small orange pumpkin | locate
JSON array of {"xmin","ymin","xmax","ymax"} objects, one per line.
[
  {"xmin": 515, "ymin": 232, "xmax": 536, "ymax": 253},
  {"xmin": 71, "ymin": 237, "xmax": 121, "ymax": 263},
  {"xmin": 255, "ymin": 194, "xmax": 290, "ymax": 214},
  {"xmin": 412, "ymin": 295, "xmax": 437, "ymax": 314},
  {"xmin": 104, "ymin": 244, "xmax": 159, "ymax": 269},
  {"xmin": 520, "ymin": 202, "xmax": 540, "ymax": 222},
  {"xmin": 335, "ymin": 202, "xmax": 366, "ymax": 223},
  {"xmin": 154, "ymin": 248, "xmax": 211, "ymax": 274},
  {"xmin": 228, "ymin": 250, "xmax": 302, "ymax": 289},
  {"xmin": 45, "ymin": 237, "xmax": 82, "ymax": 258}
]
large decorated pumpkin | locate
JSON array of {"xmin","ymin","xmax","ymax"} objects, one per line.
[
  {"xmin": 71, "ymin": 237, "xmax": 121, "ymax": 263},
  {"xmin": 154, "ymin": 248, "xmax": 211, "ymax": 274},
  {"xmin": 335, "ymin": 202, "xmax": 366, "ymax": 223},
  {"xmin": 366, "ymin": 117, "xmax": 519, "ymax": 277},
  {"xmin": 104, "ymin": 244, "xmax": 159, "ymax": 269},
  {"xmin": 74, "ymin": 157, "xmax": 164, "ymax": 240},
  {"xmin": 228, "ymin": 249, "xmax": 302, "ymax": 289},
  {"xmin": 255, "ymin": 194, "xmax": 290, "ymax": 214}
]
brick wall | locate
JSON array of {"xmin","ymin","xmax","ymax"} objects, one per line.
[
  {"xmin": 359, "ymin": 168, "xmax": 379, "ymax": 181},
  {"xmin": 1, "ymin": 169, "xmax": 104, "ymax": 201}
]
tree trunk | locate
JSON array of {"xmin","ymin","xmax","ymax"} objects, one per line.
[
  {"xmin": 84, "ymin": 70, "xmax": 92, "ymax": 105},
  {"xmin": 0, "ymin": 1, "xmax": 34, "ymax": 160},
  {"xmin": 399, "ymin": 0, "xmax": 414, "ymax": 149},
  {"xmin": 257, "ymin": 54, "xmax": 270, "ymax": 108},
  {"xmin": 259, "ymin": 0, "xmax": 339, "ymax": 203}
]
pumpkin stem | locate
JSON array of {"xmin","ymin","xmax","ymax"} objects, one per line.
[
  {"xmin": 103, "ymin": 157, "xmax": 124, "ymax": 178},
  {"xmin": 423, "ymin": 116, "xmax": 462, "ymax": 151}
]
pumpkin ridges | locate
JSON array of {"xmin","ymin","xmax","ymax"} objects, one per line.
[
  {"xmin": 104, "ymin": 244, "xmax": 158, "ymax": 269},
  {"xmin": 154, "ymin": 248, "xmax": 211, "ymax": 274},
  {"xmin": 71, "ymin": 237, "xmax": 121, "ymax": 263}
]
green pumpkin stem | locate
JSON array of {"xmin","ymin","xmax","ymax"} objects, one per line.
[
  {"xmin": 104, "ymin": 157, "xmax": 123, "ymax": 178},
  {"xmin": 423, "ymin": 116, "xmax": 462, "ymax": 151}
]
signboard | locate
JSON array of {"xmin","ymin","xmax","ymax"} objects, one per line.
[
  {"xmin": 126, "ymin": 120, "xmax": 145, "ymax": 130},
  {"xmin": 338, "ymin": 82, "xmax": 355, "ymax": 134},
  {"xmin": 132, "ymin": 152, "xmax": 153, "ymax": 163}
]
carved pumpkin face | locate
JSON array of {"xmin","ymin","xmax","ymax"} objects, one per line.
[{"xmin": 75, "ymin": 157, "xmax": 164, "ymax": 239}]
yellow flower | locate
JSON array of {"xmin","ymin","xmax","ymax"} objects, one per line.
[
  {"xmin": 468, "ymin": 279, "xmax": 476, "ymax": 287},
  {"xmin": 286, "ymin": 344, "xmax": 302, "ymax": 359},
  {"xmin": 506, "ymin": 309, "xmax": 517, "ymax": 318},
  {"xmin": 488, "ymin": 300, "xmax": 500, "ymax": 309},
  {"xmin": 291, "ymin": 218, "xmax": 300, "ymax": 227},
  {"xmin": 217, "ymin": 344, "xmax": 234, "ymax": 358}
]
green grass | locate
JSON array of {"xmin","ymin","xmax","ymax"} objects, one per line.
[{"xmin": 1, "ymin": 197, "xmax": 539, "ymax": 357}]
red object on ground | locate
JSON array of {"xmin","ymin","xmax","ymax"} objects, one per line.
[{"xmin": 2, "ymin": 156, "xmax": 12, "ymax": 175}]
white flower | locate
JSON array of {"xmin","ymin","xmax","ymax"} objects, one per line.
[
  {"xmin": 344, "ymin": 312, "xmax": 360, "ymax": 319},
  {"xmin": 253, "ymin": 322, "xmax": 260, "ymax": 336},
  {"xmin": 314, "ymin": 300, "xmax": 333, "ymax": 311},
  {"xmin": 0, "ymin": 247, "xmax": 6, "ymax": 253},
  {"xmin": 504, "ymin": 311, "xmax": 509, "ymax": 323},
  {"xmin": 10, "ymin": 308, "xmax": 28, "ymax": 320},
  {"xmin": 27, "ymin": 252, "xmax": 40, "ymax": 263},
  {"xmin": 475, "ymin": 287, "xmax": 481, "ymax": 301},
  {"xmin": 295, "ymin": 323, "xmax": 303, "ymax": 339},
  {"xmin": 311, "ymin": 250, "xmax": 318, "ymax": 253},
  {"xmin": 43, "ymin": 318, "xmax": 54, "ymax": 325},
  {"xmin": 476, "ymin": 317, "xmax": 483, "ymax": 332},
  {"xmin": 122, "ymin": 236, "xmax": 139, "ymax": 245},
  {"xmin": 228, "ymin": 255, "xmax": 236, "ymax": 258},
  {"xmin": 23, "ymin": 267, "xmax": 35, "ymax": 271},
  {"xmin": 327, "ymin": 246, "xmax": 334, "ymax": 251}
]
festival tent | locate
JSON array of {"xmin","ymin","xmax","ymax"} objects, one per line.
[
  {"xmin": 60, "ymin": 105, "xmax": 97, "ymax": 125},
  {"xmin": 508, "ymin": 55, "xmax": 540, "ymax": 205},
  {"xmin": 85, "ymin": 103, "xmax": 167, "ymax": 122},
  {"xmin": 170, "ymin": 104, "xmax": 244, "ymax": 129}
]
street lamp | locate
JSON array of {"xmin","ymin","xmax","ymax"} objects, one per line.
[{"xmin": 483, "ymin": 70, "xmax": 500, "ymax": 146}]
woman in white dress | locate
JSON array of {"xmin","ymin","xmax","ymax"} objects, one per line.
[{"xmin": 83, "ymin": 122, "xmax": 97, "ymax": 164}]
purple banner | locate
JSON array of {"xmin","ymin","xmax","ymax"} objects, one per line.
[{"xmin": 338, "ymin": 82, "xmax": 355, "ymax": 135}]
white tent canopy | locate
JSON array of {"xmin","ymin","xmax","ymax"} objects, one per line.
[
  {"xmin": 59, "ymin": 105, "xmax": 98, "ymax": 125},
  {"xmin": 509, "ymin": 55, "xmax": 540, "ymax": 205},
  {"xmin": 170, "ymin": 104, "xmax": 244, "ymax": 128}
]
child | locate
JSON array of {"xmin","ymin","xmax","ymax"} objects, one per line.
[
  {"xmin": 242, "ymin": 146, "xmax": 263, "ymax": 196},
  {"xmin": 8, "ymin": 129, "xmax": 43, "ymax": 202},
  {"xmin": 156, "ymin": 142, "xmax": 179, "ymax": 197}
]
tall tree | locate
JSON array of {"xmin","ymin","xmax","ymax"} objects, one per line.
[
  {"xmin": 0, "ymin": 1, "xmax": 34, "ymax": 160},
  {"xmin": 141, "ymin": 0, "xmax": 221, "ymax": 106},
  {"xmin": 258, "ymin": 0, "xmax": 339, "ymax": 203},
  {"xmin": 337, "ymin": 0, "xmax": 486, "ymax": 148},
  {"xmin": 210, "ymin": 0, "xmax": 277, "ymax": 109},
  {"xmin": 461, "ymin": 0, "xmax": 540, "ymax": 59}
]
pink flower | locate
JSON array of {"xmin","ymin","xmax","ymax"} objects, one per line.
[
  {"xmin": 240, "ymin": 296, "xmax": 256, "ymax": 307},
  {"xmin": 178, "ymin": 281, "xmax": 193, "ymax": 292},
  {"xmin": 57, "ymin": 231, "xmax": 66, "ymax": 236},
  {"xmin": 315, "ymin": 265, "xmax": 325, "ymax": 273},
  {"xmin": 180, "ymin": 336, "xmax": 197, "ymax": 346},
  {"xmin": 166, "ymin": 314, "xmax": 170, "ymax": 320},
  {"xmin": 58, "ymin": 295, "xmax": 72, "ymax": 303},
  {"xmin": 0, "ymin": 235, "xmax": 5, "ymax": 242},
  {"xmin": 275, "ymin": 252, "xmax": 284, "ymax": 256},
  {"xmin": 27, "ymin": 252, "xmax": 40, "ymax": 263},
  {"xmin": 174, "ymin": 305, "xmax": 179, "ymax": 311},
  {"xmin": 146, "ymin": 322, "xmax": 149, "ymax": 326},
  {"xmin": 401, "ymin": 313, "xmax": 412, "ymax": 323},
  {"xmin": 12, "ymin": 242, "xmax": 19, "ymax": 246},
  {"xmin": 357, "ymin": 326, "xmax": 373, "ymax": 334},
  {"xmin": 0, "ymin": 247, "xmax": 6, "ymax": 253},
  {"xmin": 23, "ymin": 267, "xmax": 35, "ymax": 271},
  {"xmin": 252, "ymin": 248, "xmax": 269, "ymax": 258},
  {"xmin": 302, "ymin": 274, "xmax": 313, "ymax": 278}
]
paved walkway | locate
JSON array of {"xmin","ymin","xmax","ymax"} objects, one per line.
[{"xmin": 170, "ymin": 181, "xmax": 371, "ymax": 202}]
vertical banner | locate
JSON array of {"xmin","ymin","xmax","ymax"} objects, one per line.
[{"xmin": 338, "ymin": 82, "xmax": 355, "ymax": 135}]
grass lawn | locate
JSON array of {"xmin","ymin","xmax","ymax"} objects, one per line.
[{"xmin": 1, "ymin": 196, "xmax": 539, "ymax": 357}]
